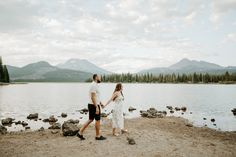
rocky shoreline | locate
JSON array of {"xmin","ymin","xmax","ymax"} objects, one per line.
[
  {"xmin": 1, "ymin": 106, "xmax": 236, "ymax": 135},
  {"xmin": 0, "ymin": 115, "xmax": 236, "ymax": 157}
]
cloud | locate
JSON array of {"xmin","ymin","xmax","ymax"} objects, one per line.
[
  {"xmin": 210, "ymin": 0, "xmax": 236, "ymax": 23},
  {"xmin": 0, "ymin": 0, "xmax": 235, "ymax": 72},
  {"xmin": 223, "ymin": 33, "xmax": 236, "ymax": 43}
]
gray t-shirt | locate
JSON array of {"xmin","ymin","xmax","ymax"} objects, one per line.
[{"xmin": 89, "ymin": 81, "xmax": 101, "ymax": 105}]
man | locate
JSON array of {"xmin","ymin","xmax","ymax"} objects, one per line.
[{"xmin": 77, "ymin": 74, "xmax": 106, "ymax": 140}]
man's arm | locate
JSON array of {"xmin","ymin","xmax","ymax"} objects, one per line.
[{"xmin": 91, "ymin": 93, "xmax": 97, "ymax": 107}]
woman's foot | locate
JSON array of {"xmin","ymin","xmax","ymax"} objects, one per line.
[
  {"xmin": 113, "ymin": 133, "xmax": 120, "ymax": 136},
  {"xmin": 121, "ymin": 129, "xmax": 128, "ymax": 134}
]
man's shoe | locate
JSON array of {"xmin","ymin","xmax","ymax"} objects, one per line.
[
  {"xmin": 77, "ymin": 132, "xmax": 85, "ymax": 140},
  {"xmin": 95, "ymin": 136, "xmax": 107, "ymax": 140}
]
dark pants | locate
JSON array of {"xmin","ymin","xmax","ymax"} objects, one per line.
[{"xmin": 88, "ymin": 104, "xmax": 101, "ymax": 121}]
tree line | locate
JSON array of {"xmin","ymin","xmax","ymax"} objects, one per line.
[
  {"xmin": 88, "ymin": 72, "xmax": 236, "ymax": 84},
  {"xmin": 0, "ymin": 56, "xmax": 10, "ymax": 83}
]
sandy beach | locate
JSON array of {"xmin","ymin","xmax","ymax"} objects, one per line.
[{"xmin": 0, "ymin": 116, "xmax": 236, "ymax": 157}]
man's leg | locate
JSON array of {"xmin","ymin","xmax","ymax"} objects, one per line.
[
  {"xmin": 80, "ymin": 119, "xmax": 93, "ymax": 135},
  {"xmin": 95, "ymin": 120, "xmax": 100, "ymax": 137}
]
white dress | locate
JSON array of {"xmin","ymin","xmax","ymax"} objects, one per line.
[{"xmin": 112, "ymin": 92, "xmax": 124, "ymax": 129}]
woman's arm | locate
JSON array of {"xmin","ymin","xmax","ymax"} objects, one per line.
[{"xmin": 104, "ymin": 92, "xmax": 118, "ymax": 108}]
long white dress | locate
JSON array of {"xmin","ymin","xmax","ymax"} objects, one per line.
[{"xmin": 112, "ymin": 92, "xmax": 124, "ymax": 129}]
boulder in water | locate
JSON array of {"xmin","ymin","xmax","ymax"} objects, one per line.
[
  {"xmin": 128, "ymin": 106, "xmax": 136, "ymax": 112},
  {"xmin": 166, "ymin": 106, "xmax": 173, "ymax": 110},
  {"xmin": 43, "ymin": 118, "xmax": 49, "ymax": 122},
  {"xmin": 61, "ymin": 113, "xmax": 67, "ymax": 118},
  {"xmin": 140, "ymin": 111, "xmax": 149, "ymax": 117},
  {"xmin": 49, "ymin": 115, "xmax": 58, "ymax": 123},
  {"xmin": 147, "ymin": 108, "xmax": 158, "ymax": 115},
  {"xmin": 211, "ymin": 118, "xmax": 215, "ymax": 123},
  {"xmin": 231, "ymin": 108, "xmax": 236, "ymax": 116},
  {"xmin": 22, "ymin": 121, "xmax": 28, "ymax": 127},
  {"xmin": 1, "ymin": 118, "xmax": 14, "ymax": 125},
  {"xmin": 181, "ymin": 107, "xmax": 187, "ymax": 112},
  {"xmin": 15, "ymin": 121, "xmax": 22, "ymax": 125},
  {"xmin": 175, "ymin": 107, "xmax": 181, "ymax": 111},
  {"xmin": 27, "ymin": 113, "xmax": 38, "ymax": 120}
]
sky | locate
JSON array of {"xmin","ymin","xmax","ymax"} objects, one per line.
[{"xmin": 0, "ymin": 0, "xmax": 236, "ymax": 73}]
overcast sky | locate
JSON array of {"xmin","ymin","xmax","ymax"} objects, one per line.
[{"xmin": 0, "ymin": 0, "xmax": 236, "ymax": 73}]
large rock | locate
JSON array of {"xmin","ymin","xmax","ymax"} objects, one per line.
[
  {"xmin": 1, "ymin": 118, "xmax": 14, "ymax": 125},
  {"xmin": 62, "ymin": 120, "xmax": 80, "ymax": 136},
  {"xmin": 27, "ymin": 113, "xmax": 38, "ymax": 120},
  {"xmin": 0, "ymin": 125, "xmax": 7, "ymax": 134},
  {"xmin": 128, "ymin": 106, "xmax": 136, "ymax": 112},
  {"xmin": 49, "ymin": 123, "xmax": 61, "ymax": 129}
]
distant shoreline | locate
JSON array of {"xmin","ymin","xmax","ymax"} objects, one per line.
[
  {"xmin": 2, "ymin": 81, "xmax": 236, "ymax": 85},
  {"xmin": 0, "ymin": 82, "xmax": 28, "ymax": 86}
]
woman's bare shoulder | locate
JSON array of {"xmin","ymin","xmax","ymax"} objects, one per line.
[{"xmin": 113, "ymin": 91, "xmax": 120, "ymax": 95}]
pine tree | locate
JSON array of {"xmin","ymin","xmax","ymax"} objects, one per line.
[
  {"xmin": 3, "ymin": 65, "xmax": 10, "ymax": 83},
  {"xmin": 0, "ymin": 56, "xmax": 4, "ymax": 82}
]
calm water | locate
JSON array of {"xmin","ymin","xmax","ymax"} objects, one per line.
[{"xmin": 0, "ymin": 83, "xmax": 235, "ymax": 131}]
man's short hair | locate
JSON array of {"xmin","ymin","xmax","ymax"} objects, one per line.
[{"xmin": 93, "ymin": 74, "xmax": 98, "ymax": 80}]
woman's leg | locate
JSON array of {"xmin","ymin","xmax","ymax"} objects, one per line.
[{"xmin": 112, "ymin": 128, "xmax": 116, "ymax": 135}]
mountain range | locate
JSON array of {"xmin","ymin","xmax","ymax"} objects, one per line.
[
  {"xmin": 57, "ymin": 59, "xmax": 110, "ymax": 74},
  {"xmin": 7, "ymin": 61, "xmax": 92, "ymax": 82},
  {"xmin": 6, "ymin": 58, "xmax": 236, "ymax": 82},
  {"xmin": 139, "ymin": 58, "xmax": 236, "ymax": 75}
]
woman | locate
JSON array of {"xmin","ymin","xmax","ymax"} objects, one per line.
[{"xmin": 104, "ymin": 83, "xmax": 128, "ymax": 136}]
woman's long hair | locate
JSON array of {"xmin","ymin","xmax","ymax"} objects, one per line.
[{"xmin": 113, "ymin": 83, "xmax": 124, "ymax": 101}]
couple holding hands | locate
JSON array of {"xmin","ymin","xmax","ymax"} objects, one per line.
[{"xmin": 77, "ymin": 74, "xmax": 128, "ymax": 140}]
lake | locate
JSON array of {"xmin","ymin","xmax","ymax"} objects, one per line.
[{"xmin": 0, "ymin": 83, "xmax": 235, "ymax": 131}]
